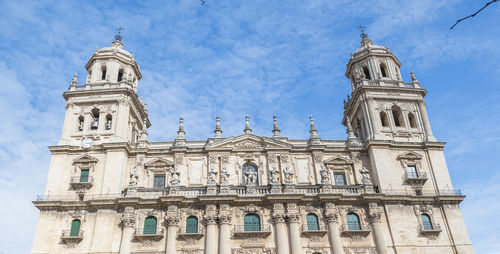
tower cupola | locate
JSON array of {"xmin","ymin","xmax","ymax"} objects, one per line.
[
  {"xmin": 345, "ymin": 31, "xmax": 408, "ymax": 92},
  {"xmin": 84, "ymin": 32, "xmax": 142, "ymax": 92}
]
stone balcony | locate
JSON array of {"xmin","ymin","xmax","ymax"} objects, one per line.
[
  {"xmin": 133, "ymin": 227, "xmax": 164, "ymax": 241},
  {"xmin": 60, "ymin": 230, "xmax": 84, "ymax": 246},
  {"xmin": 232, "ymin": 224, "xmax": 271, "ymax": 238},
  {"xmin": 178, "ymin": 227, "xmax": 204, "ymax": 240},
  {"xmin": 340, "ymin": 224, "xmax": 371, "ymax": 237},
  {"xmin": 34, "ymin": 186, "xmax": 464, "ymax": 203},
  {"xmin": 301, "ymin": 224, "xmax": 328, "ymax": 237},
  {"xmin": 403, "ymin": 171, "xmax": 428, "ymax": 186},
  {"xmin": 61, "ymin": 230, "xmax": 84, "ymax": 240},
  {"xmin": 69, "ymin": 176, "xmax": 94, "ymax": 189},
  {"xmin": 419, "ymin": 223, "xmax": 442, "ymax": 239}
]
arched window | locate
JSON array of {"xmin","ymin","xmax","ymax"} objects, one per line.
[
  {"xmin": 391, "ymin": 106, "xmax": 404, "ymax": 127},
  {"xmin": 105, "ymin": 114, "xmax": 112, "ymax": 130},
  {"xmin": 77, "ymin": 116, "xmax": 84, "ymax": 131},
  {"xmin": 380, "ymin": 112, "xmax": 389, "ymax": 127},
  {"xmin": 101, "ymin": 66, "xmax": 107, "ymax": 80},
  {"xmin": 362, "ymin": 66, "xmax": 371, "ymax": 80},
  {"xmin": 143, "ymin": 216, "xmax": 157, "ymax": 235},
  {"xmin": 380, "ymin": 63, "xmax": 387, "ymax": 78},
  {"xmin": 346, "ymin": 213, "xmax": 361, "ymax": 230},
  {"xmin": 70, "ymin": 219, "xmax": 81, "ymax": 237},
  {"xmin": 186, "ymin": 216, "xmax": 198, "ymax": 233},
  {"xmin": 117, "ymin": 69, "xmax": 124, "ymax": 82},
  {"xmin": 421, "ymin": 214, "xmax": 433, "ymax": 230},
  {"xmin": 90, "ymin": 108, "xmax": 100, "ymax": 130},
  {"xmin": 242, "ymin": 163, "xmax": 258, "ymax": 185},
  {"xmin": 306, "ymin": 213, "xmax": 320, "ymax": 231},
  {"xmin": 244, "ymin": 214, "xmax": 260, "ymax": 232},
  {"xmin": 408, "ymin": 112, "xmax": 417, "ymax": 128}
]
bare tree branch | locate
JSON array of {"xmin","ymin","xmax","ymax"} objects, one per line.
[{"xmin": 450, "ymin": 0, "xmax": 498, "ymax": 29}]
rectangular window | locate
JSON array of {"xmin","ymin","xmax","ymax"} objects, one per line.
[
  {"xmin": 334, "ymin": 173, "xmax": 346, "ymax": 185},
  {"xmin": 407, "ymin": 165, "xmax": 418, "ymax": 178},
  {"xmin": 80, "ymin": 169, "xmax": 89, "ymax": 183},
  {"xmin": 153, "ymin": 175, "xmax": 165, "ymax": 188}
]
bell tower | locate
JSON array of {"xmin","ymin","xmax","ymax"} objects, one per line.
[
  {"xmin": 343, "ymin": 30, "xmax": 436, "ymax": 143},
  {"xmin": 59, "ymin": 31, "xmax": 150, "ymax": 147}
]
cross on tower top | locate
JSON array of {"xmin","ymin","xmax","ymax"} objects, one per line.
[
  {"xmin": 356, "ymin": 25, "xmax": 368, "ymax": 39},
  {"xmin": 115, "ymin": 27, "xmax": 125, "ymax": 41}
]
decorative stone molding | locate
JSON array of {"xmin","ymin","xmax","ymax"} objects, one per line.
[
  {"xmin": 144, "ymin": 158, "xmax": 175, "ymax": 172},
  {"xmin": 203, "ymin": 215, "xmax": 218, "ymax": 225},
  {"xmin": 219, "ymin": 214, "xmax": 232, "ymax": 224},
  {"xmin": 287, "ymin": 213, "xmax": 300, "ymax": 223},
  {"xmin": 305, "ymin": 247, "xmax": 330, "ymax": 253},
  {"xmin": 174, "ymin": 153, "xmax": 184, "ymax": 164},
  {"xmin": 272, "ymin": 213, "xmax": 286, "ymax": 224},
  {"xmin": 231, "ymin": 247, "xmax": 276, "ymax": 254},
  {"xmin": 343, "ymin": 246, "xmax": 376, "ymax": 254},
  {"xmin": 243, "ymin": 204, "xmax": 260, "ymax": 214},
  {"xmin": 312, "ymin": 153, "xmax": 323, "ymax": 163},
  {"xmin": 120, "ymin": 207, "xmax": 136, "ymax": 228},
  {"xmin": 368, "ymin": 203, "xmax": 382, "ymax": 223},
  {"xmin": 324, "ymin": 213, "xmax": 339, "ymax": 223}
]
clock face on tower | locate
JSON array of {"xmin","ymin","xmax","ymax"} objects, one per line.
[{"xmin": 81, "ymin": 138, "xmax": 94, "ymax": 149}]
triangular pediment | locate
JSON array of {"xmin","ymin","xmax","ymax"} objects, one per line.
[
  {"xmin": 397, "ymin": 151, "xmax": 423, "ymax": 161},
  {"xmin": 73, "ymin": 154, "xmax": 98, "ymax": 164},
  {"xmin": 206, "ymin": 134, "xmax": 291, "ymax": 151},
  {"xmin": 323, "ymin": 155, "xmax": 352, "ymax": 165},
  {"xmin": 144, "ymin": 158, "xmax": 175, "ymax": 168}
]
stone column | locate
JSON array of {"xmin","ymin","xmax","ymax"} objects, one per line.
[
  {"xmin": 272, "ymin": 214, "xmax": 289, "ymax": 254},
  {"xmin": 417, "ymin": 100, "xmax": 436, "ymax": 141},
  {"xmin": 287, "ymin": 213, "xmax": 302, "ymax": 254},
  {"xmin": 165, "ymin": 216, "xmax": 179, "ymax": 254},
  {"xmin": 324, "ymin": 204, "xmax": 343, "ymax": 254},
  {"xmin": 119, "ymin": 207, "xmax": 136, "ymax": 254},
  {"xmin": 218, "ymin": 204, "xmax": 232, "ymax": 254},
  {"xmin": 272, "ymin": 203, "xmax": 289, "ymax": 254},
  {"xmin": 369, "ymin": 203, "xmax": 387, "ymax": 254},
  {"xmin": 204, "ymin": 215, "xmax": 218, "ymax": 254}
]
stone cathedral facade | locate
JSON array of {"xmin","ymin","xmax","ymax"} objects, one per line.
[{"xmin": 31, "ymin": 32, "xmax": 474, "ymax": 254}]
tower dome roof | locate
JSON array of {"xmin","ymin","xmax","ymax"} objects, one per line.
[{"xmin": 85, "ymin": 36, "xmax": 142, "ymax": 80}]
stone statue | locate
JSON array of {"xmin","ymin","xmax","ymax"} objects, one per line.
[
  {"xmin": 270, "ymin": 166, "xmax": 280, "ymax": 184},
  {"xmin": 170, "ymin": 167, "xmax": 180, "ymax": 185},
  {"xmin": 354, "ymin": 70, "xmax": 361, "ymax": 81},
  {"xmin": 360, "ymin": 166, "xmax": 372, "ymax": 185},
  {"xmin": 283, "ymin": 166, "xmax": 294, "ymax": 183},
  {"xmin": 319, "ymin": 166, "xmax": 330, "ymax": 184},
  {"xmin": 360, "ymin": 69, "xmax": 366, "ymax": 79},
  {"xmin": 129, "ymin": 167, "xmax": 138, "ymax": 186},
  {"xmin": 244, "ymin": 170, "xmax": 257, "ymax": 185},
  {"xmin": 220, "ymin": 166, "xmax": 230, "ymax": 184},
  {"xmin": 208, "ymin": 166, "xmax": 218, "ymax": 185}
]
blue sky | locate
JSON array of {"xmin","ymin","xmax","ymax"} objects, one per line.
[{"xmin": 0, "ymin": 0, "xmax": 499, "ymax": 253}]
